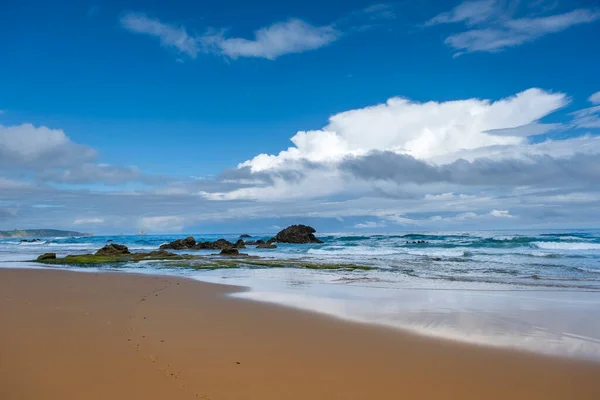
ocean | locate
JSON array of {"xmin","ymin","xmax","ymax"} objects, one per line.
[{"xmin": 2, "ymin": 230, "xmax": 600, "ymax": 361}]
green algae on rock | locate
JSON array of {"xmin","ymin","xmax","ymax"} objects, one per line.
[{"xmin": 34, "ymin": 243, "xmax": 374, "ymax": 271}]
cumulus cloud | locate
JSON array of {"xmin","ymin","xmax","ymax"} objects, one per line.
[
  {"xmin": 208, "ymin": 88, "xmax": 600, "ymax": 223},
  {"xmin": 0, "ymin": 123, "xmax": 96, "ymax": 169},
  {"xmin": 0, "ymin": 123, "xmax": 159, "ymax": 185},
  {"xmin": 590, "ymin": 91, "xmax": 600, "ymax": 105},
  {"xmin": 239, "ymin": 88, "xmax": 568, "ymax": 172},
  {"xmin": 3, "ymin": 88, "xmax": 599, "ymax": 232},
  {"xmin": 426, "ymin": 1, "xmax": 600, "ymax": 55}
]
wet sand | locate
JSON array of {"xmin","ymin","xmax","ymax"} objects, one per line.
[{"xmin": 1, "ymin": 268, "xmax": 599, "ymax": 400}]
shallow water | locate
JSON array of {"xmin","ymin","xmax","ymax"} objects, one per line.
[{"xmin": 1, "ymin": 230, "xmax": 599, "ymax": 360}]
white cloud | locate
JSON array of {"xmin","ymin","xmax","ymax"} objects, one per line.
[
  {"xmin": 239, "ymin": 88, "xmax": 567, "ymax": 173},
  {"xmin": 430, "ymin": 209, "xmax": 514, "ymax": 222},
  {"xmin": 204, "ymin": 19, "xmax": 339, "ymax": 60},
  {"xmin": 426, "ymin": 0, "xmax": 498, "ymax": 26},
  {"xmin": 426, "ymin": 1, "xmax": 600, "ymax": 55},
  {"xmin": 0, "ymin": 123, "xmax": 96, "ymax": 168},
  {"xmin": 425, "ymin": 192, "xmax": 476, "ymax": 201},
  {"xmin": 570, "ymin": 106, "xmax": 600, "ymax": 129},
  {"xmin": 120, "ymin": 12, "xmax": 200, "ymax": 58},
  {"xmin": 73, "ymin": 218, "xmax": 105, "ymax": 225},
  {"xmin": 489, "ymin": 209, "xmax": 513, "ymax": 218},
  {"xmin": 121, "ymin": 13, "xmax": 339, "ymax": 60},
  {"xmin": 354, "ymin": 220, "xmax": 387, "ymax": 229},
  {"xmin": 0, "ymin": 177, "xmax": 32, "ymax": 189},
  {"xmin": 139, "ymin": 216, "xmax": 185, "ymax": 232},
  {"xmin": 0, "ymin": 123, "xmax": 159, "ymax": 185},
  {"xmin": 589, "ymin": 91, "xmax": 600, "ymax": 105},
  {"xmin": 212, "ymin": 88, "xmax": 600, "ymax": 208}
]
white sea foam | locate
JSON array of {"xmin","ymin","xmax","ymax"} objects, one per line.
[
  {"xmin": 307, "ymin": 246, "xmax": 400, "ymax": 256},
  {"xmin": 405, "ymin": 249, "xmax": 467, "ymax": 258},
  {"xmin": 533, "ymin": 242, "xmax": 600, "ymax": 250}
]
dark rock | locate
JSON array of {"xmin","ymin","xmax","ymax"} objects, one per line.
[
  {"xmin": 160, "ymin": 236, "xmax": 196, "ymax": 250},
  {"xmin": 275, "ymin": 225, "xmax": 323, "ymax": 244},
  {"xmin": 257, "ymin": 243, "xmax": 277, "ymax": 249},
  {"xmin": 20, "ymin": 239, "xmax": 41, "ymax": 243},
  {"xmin": 531, "ymin": 274, "xmax": 541, "ymax": 280},
  {"xmin": 213, "ymin": 238, "xmax": 234, "ymax": 249},
  {"xmin": 193, "ymin": 238, "xmax": 234, "ymax": 250},
  {"xmin": 234, "ymin": 239, "xmax": 246, "ymax": 249},
  {"xmin": 244, "ymin": 239, "xmax": 264, "ymax": 246},
  {"xmin": 239, "ymin": 234, "xmax": 252, "ymax": 239},
  {"xmin": 267, "ymin": 237, "xmax": 276, "ymax": 244},
  {"xmin": 95, "ymin": 244, "xmax": 130, "ymax": 256},
  {"xmin": 220, "ymin": 248, "xmax": 240, "ymax": 256},
  {"xmin": 107, "ymin": 239, "xmax": 113, "ymax": 242},
  {"xmin": 144, "ymin": 250, "xmax": 178, "ymax": 258},
  {"xmin": 37, "ymin": 253, "xmax": 56, "ymax": 261}
]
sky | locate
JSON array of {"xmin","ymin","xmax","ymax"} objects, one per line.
[{"xmin": 1, "ymin": 0, "xmax": 600, "ymax": 234}]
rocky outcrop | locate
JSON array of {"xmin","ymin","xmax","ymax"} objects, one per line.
[
  {"xmin": 245, "ymin": 239, "xmax": 264, "ymax": 246},
  {"xmin": 275, "ymin": 225, "xmax": 323, "ymax": 244},
  {"xmin": 160, "ymin": 237, "xmax": 236, "ymax": 251},
  {"xmin": 20, "ymin": 239, "xmax": 42, "ymax": 243},
  {"xmin": 137, "ymin": 250, "xmax": 178, "ymax": 258},
  {"xmin": 160, "ymin": 236, "xmax": 196, "ymax": 250},
  {"xmin": 219, "ymin": 248, "xmax": 240, "ymax": 256},
  {"xmin": 194, "ymin": 238, "xmax": 234, "ymax": 250},
  {"xmin": 239, "ymin": 234, "xmax": 252, "ymax": 239},
  {"xmin": 234, "ymin": 239, "xmax": 246, "ymax": 249},
  {"xmin": 95, "ymin": 244, "xmax": 130, "ymax": 256},
  {"xmin": 37, "ymin": 253, "xmax": 56, "ymax": 261}
]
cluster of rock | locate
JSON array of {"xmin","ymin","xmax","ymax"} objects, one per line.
[
  {"xmin": 36, "ymin": 225, "xmax": 324, "ymax": 261},
  {"xmin": 159, "ymin": 237, "xmax": 245, "ymax": 251},
  {"xmin": 407, "ymin": 240, "xmax": 428, "ymax": 245},
  {"xmin": 20, "ymin": 239, "xmax": 42, "ymax": 243},
  {"xmin": 37, "ymin": 244, "xmax": 178, "ymax": 262}
]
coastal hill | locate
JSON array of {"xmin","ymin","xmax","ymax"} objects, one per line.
[{"xmin": 0, "ymin": 229, "xmax": 92, "ymax": 238}]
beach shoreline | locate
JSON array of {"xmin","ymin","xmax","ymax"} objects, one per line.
[{"xmin": 1, "ymin": 267, "xmax": 600, "ymax": 400}]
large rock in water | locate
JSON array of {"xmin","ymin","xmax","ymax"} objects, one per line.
[
  {"xmin": 95, "ymin": 244, "xmax": 130, "ymax": 256},
  {"xmin": 160, "ymin": 236, "xmax": 196, "ymax": 250},
  {"xmin": 37, "ymin": 253, "xmax": 56, "ymax": 261},
  {"xmin": 219, "ymin": 248, "xmax": 240, "ymax": 256},
  {"xmin": 275, "ymin": 225, "xmax": 323, "ymax": 244}
]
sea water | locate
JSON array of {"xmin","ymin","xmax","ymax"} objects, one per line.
[{"xmin": 1, "ymin": 230, "xmax": 599, "ymax": 360}]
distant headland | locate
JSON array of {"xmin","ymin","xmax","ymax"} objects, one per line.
[{"xmin": 0, "ymin": 229, "xmax": 93, "ymax": 238}]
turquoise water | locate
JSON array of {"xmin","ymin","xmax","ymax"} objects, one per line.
[{"xmin": 2, "ymin": 230, "xmax": 600, "ymax": 360}]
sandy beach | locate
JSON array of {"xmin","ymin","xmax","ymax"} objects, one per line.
[{"xmin": 1, "ymin": 268, "xmax": 599, "ymax": 400}]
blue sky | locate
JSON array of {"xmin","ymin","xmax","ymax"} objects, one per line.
[{"xmin": 1, "ymin": 0, "xmax": 600, "ymax": 233}]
